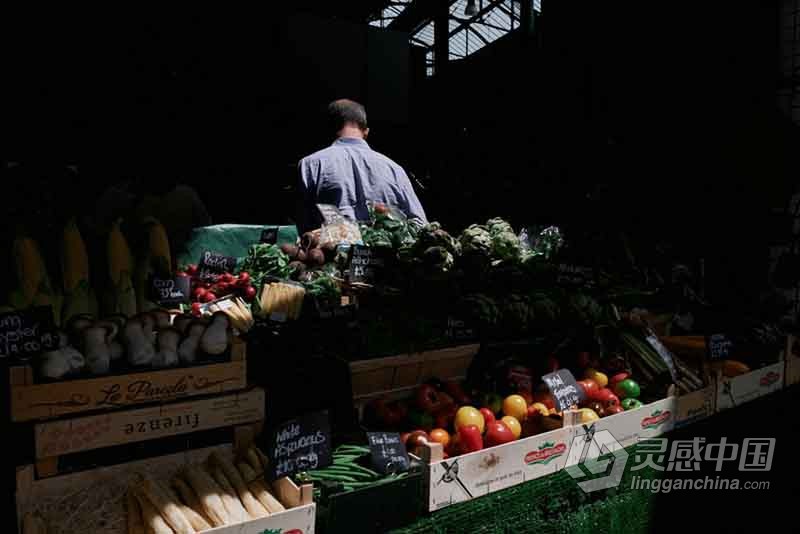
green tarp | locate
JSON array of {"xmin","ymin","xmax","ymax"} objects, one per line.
[{"xmin": 176, "ymin": 224, "xmax": 298, "ymax": 269}]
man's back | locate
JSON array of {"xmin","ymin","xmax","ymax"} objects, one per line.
[{"xmin": 298, "ymin": 137, "xmax": 427, "ymax": 231}]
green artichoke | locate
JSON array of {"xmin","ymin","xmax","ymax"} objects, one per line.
[{"xmin": 459, "ymin": 224, "xmax": 493, "ymax": 256}]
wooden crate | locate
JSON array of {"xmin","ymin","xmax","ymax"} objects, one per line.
[
  {"xmin": 349, "ymin": 343, "xmax": 479, "ymax": 401},
  {"xmin": 16, "ymin": 441, "xmax": 315, "ymax": 534},
  {"xmin": 34, "ymin": 387, "xmax": 266, "ymax": 476},
  {"xmin": 11, "ymin": 338, "xmax": 248, "ymax": 422}
]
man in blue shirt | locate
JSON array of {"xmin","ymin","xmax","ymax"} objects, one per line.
[{"xmin": 297, "ymin": 99, "xmax": 427, "ymax": 233}]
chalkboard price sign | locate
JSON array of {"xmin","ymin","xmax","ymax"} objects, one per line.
[
  {"xmin": 707, "ymin": 333, "xmax": 733, "ymax": 361},
  {"xmin": 268, "ymin": 410, "xmax": 332, "ymax": 480},
  {"xmin": 367, "ymin": 432, "xmax": 410, "ymax": 475},
  {"xmin": 445, "ymin": 316, "xmax": 476, "ymax": 342},
  {"xmin": 556, "ymin": 264, "xmax": 595, "ymax": 287},
  {"xmin": 542, "ymin": 369, "xmax": 585, "ymax": 411},
  {"xmin": 348, "ymin": 245, "xmax": 387, "ymax": 284},
  {"xmin": 0, "ymin": 306, "xmax": 59, "ymax": 359},
  {"xmin": 198, "ymin": 250, "xmax": 237, "ymax": 280},
  {"xmin": 149, "ymin": 275, "xmax": 191, "ymax": 307},
  {"xmin": 260, "ymin": 228, "xmax": 278, "ymax": 245}
]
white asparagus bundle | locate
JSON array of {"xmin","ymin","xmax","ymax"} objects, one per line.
[
  {"xmin": 210, "ymin": 452, "xmax": 269, "ymax": 518},
  {"xmin": 210, "ymin": 464, "xmax": 252, "ymax": 523},
  {"xmin": 166, "ymin": 484, "xmax": 212, "ymax": 532},
  {"xmin": 137, "ymin": 477, "xmax": 194, "ymax": 534},
  {"xmin": 180, "ymin": 466, "xmax": 231, "ymax": 527},
  {"xmin": 133, "ymin": 487, "xmax": 174, "ymax": 534},
  {"xmin": 127, "ymin": 490, "xmax": 146, "ymax": 534},
  {"xmin": 237, "ymin": 461, "xmax": 286, "ymax": 514},
  {"xmin": 173, "ymin": 477, "xmax": 215, "ymax": 528},
  {"xmin": 245, "ymin": 448, "xmax": 264, "ymax": 475}
]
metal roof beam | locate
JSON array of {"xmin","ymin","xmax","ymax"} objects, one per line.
[
  {"xmin": 448, "ymin": 0, "xmax": 507, "ymax": 38},
  {"xmin": 390, "ymin": 0, "xmax": 457, "ymax": 32}
]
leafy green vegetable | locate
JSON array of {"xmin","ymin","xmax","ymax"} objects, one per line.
[
  {"xmin": 239, "ymin": 244, "xmax": 291, "ymax": 289},
  {"xmin": 459, "ymin": 224, "xmax": 493, "ymax": 256}
]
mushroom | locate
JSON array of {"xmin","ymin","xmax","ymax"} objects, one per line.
[
  {"xmin": 104, "ymin": 314, "xmax": 128, "ymax": 331},
  {"xmin": 95, "ymin": 320, "xmax": 123, "ymax": 362},
  {"xmin": 178, "ymin": 322, "xmax": 206, "ymax": 364},
  {"xmin": 151, "ymin": 309, "xmax": 171, "ymax": 330},
  {"xmin": 200, "ymin": 312, "xmax": 230, "ymax": 356},
  {"xmin": 153, "ymin": 328, "xmax": 180, "ymax": 368},
  {"xmin": 83, "ymin": 324, "xmax": 115, "ymax": 374},
  {"xmin": 39, "ymin": 331, "xmax": 72, "ymax": 379},
  {"xmin": 66, "ymin": 314, "xmax": 94, "ymax": 350},
  {"xmin": 172, "ymin": 314, "xmax": 194, "ymax": 335},
  {"xmin": 123, "ymin": 318, "xmax": 156, "ymax": 366}
]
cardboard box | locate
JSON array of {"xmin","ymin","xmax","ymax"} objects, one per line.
[{"xmin": 716, "ymin": 361, "xmax": 784, "ymax": 411}]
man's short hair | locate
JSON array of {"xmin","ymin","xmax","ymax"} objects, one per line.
[{"xmin": 328, "ymin": 99, "xmax": 368, "ymax": 133}]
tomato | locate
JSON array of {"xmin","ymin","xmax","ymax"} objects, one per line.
[
  {"xmin": 593, "ymin": 388, "xmax": 619, "ymax": 406},
  {"xmin": 609, "ymin": 372, "xmax": 630, "ymax": 388},
  {"xmin": 584, "ymin": 368, "xmax": 608, "ymax": 388},
  {"xmin": 478, "ymin": 407, "xmax": 496, "ymax": 427},
  {"xmin": 577, "ymin": 379, "xmax": 599, "ymax": 399},
  {"xmin": 484, "ymin": 421, "xmax": 515, "ymax": 447},
  {"xmin": 528, "ymin": 402, "xmax": 549, "ymax": 417},
  {"xmin": 502, "ymin": 395, "xmax": 528, "ymax": 421},
  {"xmin": 622, "ymin": 398, "xmax": 643, "ymax": 411},
  {"xmin": 429, "ymin": 428, "xmax": 450, "ymax": 448},
  {"xmin": 454, "ymin": 406, "xmax": 485, "ymax": 434},
  {"xmin": 500, "ymin": 416, "xmax": 521, "ymax": 439},
  {"xmin": 578, "ymin": 408, "xmax": 600, "ymax": 423}
]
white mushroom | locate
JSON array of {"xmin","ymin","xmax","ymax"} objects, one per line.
[
  {"xmin": 172, "ymin": 314, "xmax": 194, "ymax": 335},
  {"xmin": 178, "ymin": 322, "xmax": 206, "ymax": 364},
  {"xmin": 200, "ymin": 312, "xmax": 230, "ymax": 356},
  {"xmin": 153, "ymin": 328, "xmax": 180, "ymax": 368},
  {"xmin": 95, "ymin": 320, "xmax": 123, "ymax": 362},
  {"xmin": 66, "ymin": 314, "xmax": 94, "ymax": 350},
  {"xmin": 39, "ymin": 331, "xmax": 72, "ymax": 379},
  {"xmin": 83, "ymin": 324, "xmax": 113, "ymax": 375},
  {"xmin": 123, "ymin": 318, "xmax": 156, "ymax": 366}
]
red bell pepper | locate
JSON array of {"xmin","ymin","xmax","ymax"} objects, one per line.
[{"xmin": 458, "ymin": 424, "xmax": 483, "ymax": 454}]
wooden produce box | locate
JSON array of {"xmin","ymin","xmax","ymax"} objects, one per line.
[
  {"xmin": 16, "ymin": 442, "xmax": 315, "ymax": 534},
  {"xmin": 784, "ymin": 335, "xmax": 800, "ymax": 386},
  {"xmin": 420, "ymin": 425, "xmax": 574, "ymax": 512},
  {"xmin": 349, "ymin": 343, "xmax": 479, "ymax": 403},
  {"xmin": 674, "ymin": 384, "xmax": 716, "ymax": 429},
  {"xmin": 716, "ymin": 361, "xmax": 784, "ymax": 412},
  {"xmin": 11, "ymin": 338, "xmax": 248, "ymax": 422},
  {"xmin": 34, "ymin": 387, "xmax": 266, "ymax": 476}
]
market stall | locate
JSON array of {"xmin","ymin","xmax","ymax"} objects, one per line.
[{"xmin": 2, "ymin": 207, "xmax": 788, "ymax": 533}]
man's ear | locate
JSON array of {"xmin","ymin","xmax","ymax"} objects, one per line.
[{"xmin": 364, "ymin": 128, "xmax": 370, "ymax": 139}]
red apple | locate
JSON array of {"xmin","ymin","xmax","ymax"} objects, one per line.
[{"xmin": 484, "ymin": 421, "xmax": 516, "ymax": 448}]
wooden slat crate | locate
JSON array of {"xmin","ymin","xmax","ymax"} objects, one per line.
[{"xmin": 11, "ymin": 338, "xmax": 248, "ymax": 422}]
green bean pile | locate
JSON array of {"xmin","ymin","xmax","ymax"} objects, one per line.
[{"xmin": 296, "ymin": 445, "xmax": 409, "ymax": 495}]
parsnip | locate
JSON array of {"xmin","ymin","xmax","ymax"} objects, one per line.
[
  {"xmin": 210, "ymin": 452, "xmax": 268, "ymax": 518},
  {"xmin": 181, "ymin": 466, "xmax": 230, "ymax": 527}
]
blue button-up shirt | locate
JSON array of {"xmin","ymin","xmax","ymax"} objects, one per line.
[{"xmin": 297, "ymin": 137, "xmax": 427, "ymax": 232}]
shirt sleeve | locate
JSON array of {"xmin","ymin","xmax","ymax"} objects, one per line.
[{"xmin": 396, "ymin": 167, "xmax": 428, "ymax": 224}]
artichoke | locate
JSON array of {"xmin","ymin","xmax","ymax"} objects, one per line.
[
  {"xmin": 459, "ymin": 224, "xmax": 493, "ymax": 256},
  {"xmin": 415, "ymin": 222, "xmax": 461, "ymax": 257},
  {"xmin": 501, "ymin": 294, "xmax": 533, "ymax": 333},
  {"xmin": 486, "ymin": 217, "xmax": 514, "ymax": 237},
  {"xmin": 491, "ymin": 230, "xmax": 522, "ymax": 263},
  {"xmin": 421, "ymin": 246, "xmax": 455, "ymax": 273},
  {"xmin": 459, "ymin": 293, "xmax": 501, "ymax": 328},
  {"xmin": 362, "ymin": 227, "xmax": 394, "ymax": 248}
]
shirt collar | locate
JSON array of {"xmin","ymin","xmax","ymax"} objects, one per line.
[{"xmin": 334, "ymin": 137, "xmax": 369, "ymax": 148}]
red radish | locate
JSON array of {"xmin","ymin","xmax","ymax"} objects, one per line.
[
  {"xmin": 221, "ymin": 273, "xmax": 235, "ymax": 283},
  {"xmin": 193, "ymin": 287, "xmax": 207, "ymax": 300},
  {"xmin": 176, "ymin": 271, "xmax": 188, "ymax": 278},
  {"xmin": 238, "ymin": 271, "xmax": 250, "ymax": 284},
  {"xmin": 216, "ymin": 282, "xmax": 230, "ymax": 294},
  {"xmin": 201, "ymin": 291, "xmax": 217, "ymax": 303},
  {"xmin": 244, "ymin": 286, "xmax": 257, "ymax": 301},
  {"xmin": 191, "ymin": 302, "xmax": 202, "ymax": 316},
  {"xmin": 186, "ymin": 264, "xmax": 198, "ymax": 275}
]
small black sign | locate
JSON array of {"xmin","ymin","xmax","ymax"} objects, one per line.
[
  {"xmin": 348, "ymin": 245, "xmax": 388, "ymax": 285},
  {"xmin": 445, "ymin": 316, "xmax": 476, "ymax": 342},
  {"xmin": 260, "ymin": 228, "xmax": 278, "ymax": 245},
  {"xmin": 367, "ymin": 432, "xmax": 410, "ymax": 475},
  {"xmin": 542, "ymin": 369, "xmax": 585, "ymax": 411},
  {"xmin": 149, "ymin": 275, "xmax": 191, "ymax": 307},
  {"xmin": 268, "ymin": 410, "xmax": 332, "ymax": 480},
  {"xmin": 706, "ymin": 333, "xmax": 733, "ymax": 361},
  {"xmin": 556, "ymin": 263, "xmax": 595, "ymax": 287},
  {"xmin": 0, "ymin": 306, "xmax": 59, "ymax": 359},
  {"xmin": 198, "ymin": 250, "xmax": 237, "ymax": 280}
]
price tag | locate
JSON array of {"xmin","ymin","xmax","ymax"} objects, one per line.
[
  {"xmin": 260, "ymin": 228, "xmax": 278, "ymax": 245},
  {"xmin": 542, "ymin": 369, "xmax": 585, "ymax": 412},
  {"xmin": 0, "ymin": 306, "xmax": 59, "ymax": 359},
  {"xmin": 317, "ymin": 204, "xmax": 346, "ymax": 225},
  {"xmin": 267, "ymin": 411, "xmax": 332, "ymax": 480},
  {"xmin": 707, "ymin": 333, "xmax": 733, "ymax": 361},
  {"xmin": 556, "ymin": 263, "xmax": 595, "ymax": 288},
  {"xmin": 347, "ymin": 245, "xmax": 388, "ymax": 284},
  {"xmin": 446, "ymin": 316, "xmax": 476, "ymax": 342},
  {"xmin": 367, "ymin": 432, "xmax": 410, "ymax": 475},
  {"xmin": 198, "ymin": 250, "xmax": 237, "ymax": 281},
  {"xmin": 149, "ymin": 275, "xmax": 191, "ymax": 307}
]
